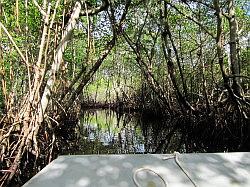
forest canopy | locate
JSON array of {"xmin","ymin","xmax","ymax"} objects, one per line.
[{"xmin": 0, "ymin": 0, "xmax": 249, "ymax": 186}]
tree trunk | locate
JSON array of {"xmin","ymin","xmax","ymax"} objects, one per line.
[
  {"xmin": 227, "ymin": 0, "xmax": 242, "ymax": 97},
  {"xmin": 161, "ymin": 1, "xmax": 194, "ymax": 113},
  {"xmin": 38, "ymin": 1, "xmax": 82, "ymax": 122}
]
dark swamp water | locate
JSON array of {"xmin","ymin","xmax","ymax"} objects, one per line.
[{"xmin": 54, "ymin": 109, "xmax": 249, "ymax": 155}]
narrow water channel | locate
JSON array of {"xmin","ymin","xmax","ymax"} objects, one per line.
[
  {"xmin": 77, "ymin": 109, "xmax": 145, "ymax": 154},
  {"xmin": 55, "ymin": 109, "xmax": 245, "ymax": 156},
  {"xmin": 56, "ymin": 109, "xmax": 183, "ymax": 155}
]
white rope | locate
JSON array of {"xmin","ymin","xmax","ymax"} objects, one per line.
[
  {"xmin": 133, "ymin": 167, "xmax": 167, "ymax": 187},
  {"xmin": 163, "ymin": 152, "xmax": 198, "ymax": 187},
  {"xmin": 133, "ymin": 152, "xmax": 198, "ymax": 187}
]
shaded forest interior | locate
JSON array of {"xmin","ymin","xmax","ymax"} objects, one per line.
[{"xmin": 0, "ymin": 0, "xmax": 249, "ymax": 186}]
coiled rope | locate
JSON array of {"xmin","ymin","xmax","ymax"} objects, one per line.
[{"xmin": 133, "ymin": 152, "xmax": 198, "ymax": 187}]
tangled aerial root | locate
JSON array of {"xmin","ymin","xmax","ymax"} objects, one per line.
[{"xmin": 0, "ymin": 111, "xmax": 49, "ymax": 187}]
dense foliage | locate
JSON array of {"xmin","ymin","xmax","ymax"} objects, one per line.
[{"xmin": 0, "ymin": 0, "xmax": 249, "ymax": 186}]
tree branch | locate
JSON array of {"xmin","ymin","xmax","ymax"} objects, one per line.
[
  {"xmin": 0, "ymin": 22, "xmax": 29, "ymax": 67},
  {"xmin": 32, "ymin": 0, "xmax": 47, "ymax": 16},
  {"xmin": 228, "ymin": 75, "xmax": 250, "ymax": 80},
  {"xmin": 165, "ymin": 1, "xmax": 216, "ymax": 38},
  {"xmin": 189, "ymin": 0, "xmax": 214, "ymax": 9},
  {"xmin": 79, "ymin": 0, "xmax": 109, "ymax": 16}
]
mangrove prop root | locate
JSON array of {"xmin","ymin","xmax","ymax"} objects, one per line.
[{"xmin": 0, "ymin": 119, "xmax": 41, "ymax": 187}]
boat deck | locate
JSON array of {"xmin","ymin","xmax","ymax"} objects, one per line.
[{"xmin": 23, "ymin": 152, "xmax": 250, "ymax": 187}]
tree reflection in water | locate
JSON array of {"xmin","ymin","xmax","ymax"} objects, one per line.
[
  {"xmin": 56, "ymin": 109, "xmax": 182, "ymax": 155},
  {"xmin": 72, "ymin": 109, "xmax": 146, "ymax": 154},
  {"xmin": 56, "ymin": 109, "xmax": 247, "ymax": 156}
]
